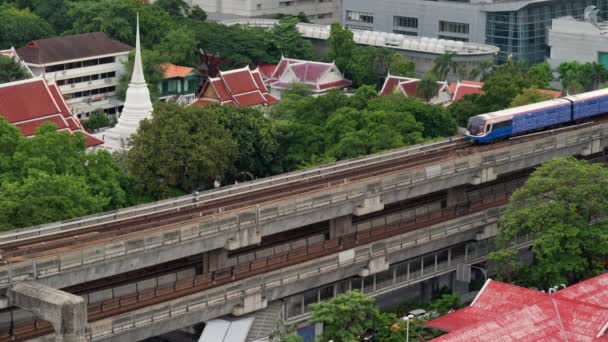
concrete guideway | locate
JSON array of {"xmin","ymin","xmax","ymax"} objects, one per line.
[{"xmin": 0, "ymin": 122, "xmax": 606, "ymax": 292}]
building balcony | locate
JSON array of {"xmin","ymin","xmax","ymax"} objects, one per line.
[
  {"xmin": 60, "ymin": 77, "xmax": 119, "ymax": 94},
  {"xmin": 45, "ymin": 63, "xmax": 125, "ymax": 81},
  {"xmin": 65, "ymin": 91, "xmax": 117, "ymax": 105}
]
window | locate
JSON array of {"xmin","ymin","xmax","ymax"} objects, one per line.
[
  {"xmin": 439, "ymin": 20, "xmax": 470, "ymax": 34},
  {"xmin": 279, "ymin": 1, "xmax": 294, "ymax": 7},
  {"xmin": 346, "ymin": 10, "xmax": 373, "ymax": 24},
  {"xmin": 438, "ymin": 35, "xmax": 469, "ymax": 42},
  {"xmin": 393, "ymin": 16, "xmax": 418, "ymax": 29},
  {"xmin": 394, "ymin": 30, "xmax": 417, "ymax": 36}
]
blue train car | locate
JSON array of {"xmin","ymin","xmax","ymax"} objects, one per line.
[
  {"xmin": 565, "ymin": 88, "xmax": 608, "ymax": 120},
  {"xmin": 465, "ymin": 99, "xmax": 572, "ymax": 144}
]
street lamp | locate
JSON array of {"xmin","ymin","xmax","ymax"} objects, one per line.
[{"xmin": 402, "ymin": 314, "xmax": 415, "ymax": 342}]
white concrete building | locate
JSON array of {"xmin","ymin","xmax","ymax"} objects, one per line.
[
  {"xmin": 547, "ymin": 10, "xmax": 608, "ymax": 68},
  {"xmin": 342, "ymin": 0, "xmax": 607, "ymax": 64},
  {"xmin": 16, "ymin": 32, "xmax": 132, "ymax": 121},
  {"xmin": 99, "ymin": 14, "xmax": 153, "ymax": 151},
  {"xmin": 186, "ymin": 0, "xmax": 341, "ymax": 24}
]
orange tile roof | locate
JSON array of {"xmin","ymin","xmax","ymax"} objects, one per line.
[
  {"xmin": 161, "ymin": 63, "xmax": 196, "ymax": 79},
  {"xmin": 537, "ymin": 88, "xmax": 562, "ymax": 99}
]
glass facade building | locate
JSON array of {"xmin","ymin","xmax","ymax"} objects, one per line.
[{"xmin": 485, "ymin": 0, "xmax": 608, "ymax": 64}]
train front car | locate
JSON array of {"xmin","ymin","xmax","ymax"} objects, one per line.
[{"xmin": 465, "ymin": 115, "xmax": 488, "ymax": 143}]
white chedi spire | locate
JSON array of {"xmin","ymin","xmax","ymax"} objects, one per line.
[{"xmin": 100, "ymin": 12, "xmax": 153, "ymax": 150}]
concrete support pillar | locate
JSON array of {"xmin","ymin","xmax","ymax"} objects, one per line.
[
  {"xmin": 353, "ymin": 195, "xmax": 384, "ymax": 216},
  {"xmin": 358, "ymin": 254, "xmax": 390, "ymax": 277},
  {"xmin": 582, "ymin": 138, "xmax": 602, "ymax": 156},
  {"xmin": 470, "ymin": 167, "xmax": 497, "ymax": 185},
  {"xmin": 8, "ymin": 282, "xmax": 87, "ymax": 342},
  {"xmin": 419, "ymin": 279, "xmax": 432, "ymax": 304},
  {"xmin": 225, "ymin": 227, "xmax": 261, "ymax": 251},
  {"xmin": 329, "ymin": 214, "xmax": 354, "ymax": 239},
  {"xmin": 446, "ymin": 187, "xmax": 467, "ymax": 208},
  {"xmin": 476, "ymin": 223, "xmax": 498, "ymax": 241},
  {"xmin": 232, "ymin": 291, "xmax": 267, "ymax": 316},
  {"xmin": 205, "ymin": 248, "xmax": 230, "ymax": 273}
]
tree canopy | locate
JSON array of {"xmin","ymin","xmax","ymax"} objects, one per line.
[
  {"xmin": 0, "ymin": 118, "xmax": 131, "ymax": 230},
  {"xmin": 0, "ymin": 3, "xmax": 54, "ymax": 49},
  {"xmin": 557, "ymin": 61, "xmax": 608, "ymax": 93},
  {"xmin": 0, "ymin": 55, "xmax": 30, "ymax": 83},
  {"xmin": 490, "ymin": 157, "xmax": 608, "ymax": 288},
  {"xmin": 510, "ymin": 88, "xmax": 554, "ymax": 107},
  {"xmin": 126, "ymin": 102, "xmax": 239, "ymax": 198}
]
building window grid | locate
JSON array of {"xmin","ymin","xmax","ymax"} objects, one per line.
[
  {"xmin": 346, "ymin": 10, "xmax": 374, "ymax": 24},
  {"xmin": 57, "ymin": 71, "xmax": 116, "ymax": 86},
  {"xmin": 393, "ymin": 16, "xmax": 418, "ymax": 29},
  {"xmin": 439, "ymin": 20, "xmax": 470, "ymax": 34},
  {"xmin": 45, "ymin": 56, "xmax": 116, "ymax": 73},
  {"xmin": 486, "ymin": 0, "xmax": 602, "ymax": 63}
]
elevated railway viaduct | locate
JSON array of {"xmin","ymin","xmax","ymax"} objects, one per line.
[{"xmin": 1, "ymin": 120, "xmax": 607, "ymax": 341}]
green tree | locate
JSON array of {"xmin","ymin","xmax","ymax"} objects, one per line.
[
  {"xmin": 387, "ymin": 52, "xmax": 416, "ymax": 77},
  {"xmin": 350, "ymin": 46, "xmax": 380, "ymax": 86},
  {"xmin": 269, "ymin": 16, "xmax": 313, "ymax": 60},
  {"xmin": 525, "ymin": 62, "xmax": 552, "ymax": 89},
  {"xmin": 326, "ymin": 23, "xmax": 355, "ymax": 74},
  {"xmin": 25, "ymin": 0, "xmax": 72, "ymax": 34},
  {"xmin": 189, "ymin": 5, "xmax": 207, "ymax": 21},
  {"xmin": 0, "ymin": 55, "xmax": 30, "ymax": 83},
  {"xmin": 83, "ymin": 110, "xmax": 112, "ymax": 131},
  {"xmin": 153, "ymin": 0, "xmax": 191, "ymax": 17},
  {"xmin": 310, "ymin": 290, "xmax": 376, "ymax": 342},
  {"xmin": 212, "ymin": 106, "xmax": 280, "ymax": 179},
  {"xmin": 491, "ymin": 157, "xmax": 608, "ymax": 288},
  {"xmin": 126, "ymin": 102, "xmax": 238, "ymax": 198},
  {"xmin": 510, "ymin": 88, "xmax": 554, "ymax": 107},
  {"xmin": 375, "ymin": 311, "xmax": 424, "ymax": 342},
  {"xmin": 469, "ymin": 61, "xmax": 495, "ymax": 81},
  {"xmin": 117, "ymin": 49, "xmax": 166, "ymax": 101},
  {"xmin": 67, "ymin": 0, "xmax": 173, "ymax": 48},
  {"xmin": 0, "ymin": 119, "xmax": 130, "ymax": 230},
  {"xmin": 429, "ymin": 293, "xmax": 464, "ymax": 315},
  {"xmin": 448, "ymin": 94, "xmax": 486, "ymax": 127},
  {"xmin": 481, "ymin": 60, "xmax": 530, "ymax": 110},
  {"xmin": 0, "ymin": 3, "xmax": 54, "ymax": 49},
  {"xmin": 585, "ymin": 62, "xmax": 608, "ymax": 91},
  {"xmin": 416, "ymin": 74, "xmax": 439, "ymax": 103},
  {"xmin": 430, "ymin": 52, "xmax": 457, "ymax": 80},
  {"xmin": 157, "ymin": 27, "xmax": 198, "ymax": 66}
]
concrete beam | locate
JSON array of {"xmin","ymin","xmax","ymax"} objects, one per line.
[
  {"xmin": 8, "ymin": 282, "xmax": 87, "ymax": 342},
  {"xmin": 329, "ymin": 215, "xmax": 354, "ymax": 239},
  {"xmin": 358, "ymin": 254, "xmax": 390, "ymax": 277},
  {"xmin": 226, "ymin": 227, "xmax": 261, "ymax": 251},
  {"xmin": 353, "ymin": 196, "xmax": 384, "ymax": 216},
  {"xmin": 232, "ymin": 292, "xmax": 267, "ymax": 316}
]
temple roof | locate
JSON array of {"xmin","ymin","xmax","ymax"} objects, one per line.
[
  {"xmin": 267, "ymin": 57, "xmax": 352, "ymax": 93},
  {"xmin": 0, "ymin": 78, "xmax": 103, "ymax": 147},
  {"xmin": 193, "ymin": 66, "xmax": 278, "ymax": 108}
]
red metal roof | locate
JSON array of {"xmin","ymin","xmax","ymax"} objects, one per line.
[
  {"xmin": 380, "ymin": 75, "xmax": 414, "ymax": 96},
  {"xmin": 427, "ymin": 276, "xmax": 608, "ymax": 341},
  {"xmin": 0, "ymin": 78, "xmax": 101, "ymax": 147},
  {"xmin": 450, "ymin": 82, "xmax": 485, "ymax": 102}
]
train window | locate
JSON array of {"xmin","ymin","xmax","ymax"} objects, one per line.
[
  {"xmin": 494, "ymin": 120, "xmax": 512, "ymax": 129},
  {"xmin": 467, "ymin": 117, "xmax": 485, "ymax": 135}
]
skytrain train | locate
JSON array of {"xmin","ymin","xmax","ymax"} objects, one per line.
[{"xmin": 465, "ymin": 88, "xmax": 608, "ymax": 144}]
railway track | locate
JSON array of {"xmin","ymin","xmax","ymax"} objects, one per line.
[
  {"xmin": 0, "ymin": 137, "xmax": 469, "ymax": 260},
  {"xmin": 0, "ymin": 180, "xmax": 516, "ymax": 342}
]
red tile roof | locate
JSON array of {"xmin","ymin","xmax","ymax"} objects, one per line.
[
  {"xmin": 195, "ymin": 66, "xmax": 278, "ymax": 108},
  {"xmin": 268, "ymin": 57, "xmax": 351, "ymax": 92},
  {"xmin": 537, "ymin": 88, "xmax": 562, "ymax": 99},
  {"xmin": 450, "ymin": 81, "xmax": 485, "ymax": 102},
  {"xmin": 258, "ymin": 63, "xmax": 277, "ymax": 80},
  {"xmin": 16, "ymin": 32, "xmax": 131, "ymax": 65},
  {"xmin": 161, "ymin": 63, "xmax": 197, "ymax": 79},
  {"xmin": 380, "ymin": 75, "xmax": 414, "ymax": 96},
  {"xmin": 220, "ymin": 67, "xmax": 258, "ymax": 95},
  {"xmin": 427, "ymin": 274, "xmax": 608, "ymax": 342},
  {"xmin": 233, "ymin": 91, "xmax": 267, "ymax": 107},
  {"xmin": 0, "ymin": 78, "xmax": 102, "ymax": 147}
]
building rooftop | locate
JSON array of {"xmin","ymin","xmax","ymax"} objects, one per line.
[
  {"xmin": 0, "ymin": 78, "xmax": 103, "ymax": 147},
  {"xmin": 194, "ymin": 66, "xmax": 278, "ymax": 107},
  {"xmin": 161, "ymin": 63, "xmax": 198, "ymax": 79},
  {"xmin": 268, "ymin": 57, "xmax": 352, "ymax": 93},
  {"xmin": 221, "ymin": 19, "xmax": 500, "ymax": 56},
  {"xmin": 427, "ymin": 273, "xmax": 608, "ymax": 341},
  {"xmin": 16, "ymin": 32, "xmax": 132, "ymax": 65}
]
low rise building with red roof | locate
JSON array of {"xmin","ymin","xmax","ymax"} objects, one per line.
[
  {"xmin": 448, "ymin": 80, "xmax": 485, "ymax": 102},
  {"xmin": 266, "ymin": 57, "xmax": 352, "ymax": 98},
  {"xmin": 426, "ymin": 273, "xmax": 608, "ymax": 341},
  {"xmin": 193, "ymin": 66, "xmax": 279, "ymax": 108},
  {"xmin": 0, "ymin": 78, "xmax": 103, "ymax": 147},
  {"xmin": 158, "ymin": 63, "xmax": 201, "ymax": 105},
  {"xmin": 380, "ymin": 73, "xmax": 451, "ymax": 105}
]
